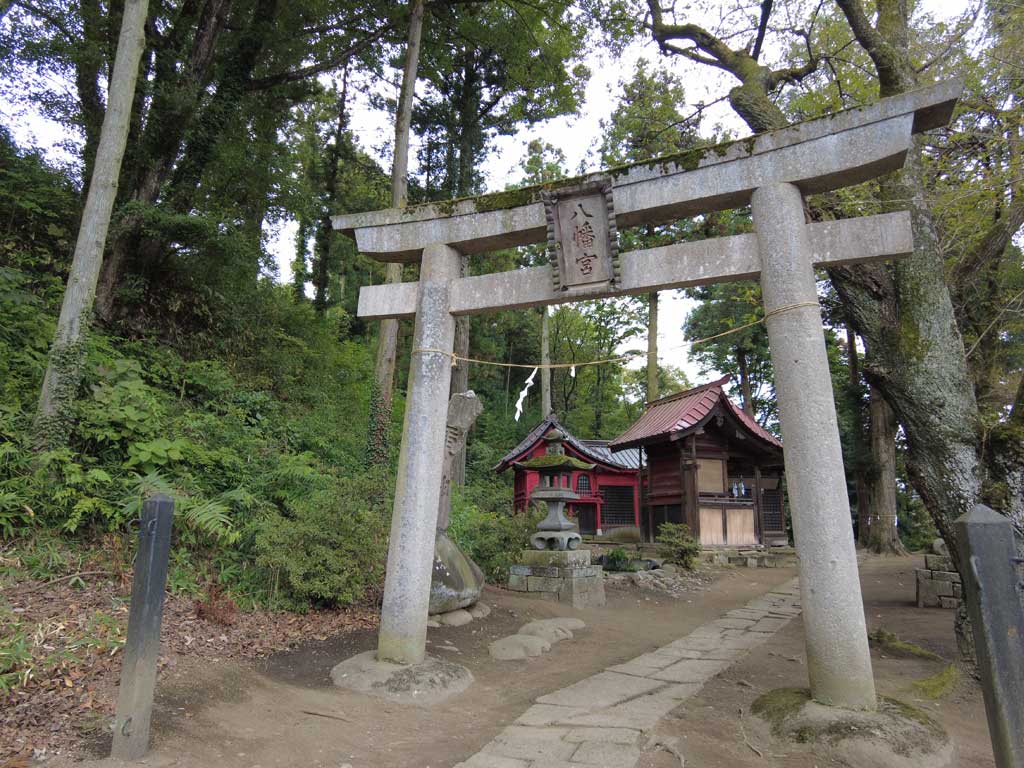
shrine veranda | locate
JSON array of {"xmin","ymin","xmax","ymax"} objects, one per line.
[{"xmin": 334, "ymin": 80, "xmax": 962, "ymax": 711}]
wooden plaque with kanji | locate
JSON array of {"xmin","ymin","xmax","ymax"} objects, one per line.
[{"xmin": 544, "ymin": 181, "xmax": 617, "ymax": 294}]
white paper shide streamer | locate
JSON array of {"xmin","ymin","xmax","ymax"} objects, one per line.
[{"xmin": 513, "ymin": 367, "xmax": 539, "ymax": 422}]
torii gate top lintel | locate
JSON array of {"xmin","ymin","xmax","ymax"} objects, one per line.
[{"xmin": 333, "ymin": 80, "xmax": 960, "ymax": 265}]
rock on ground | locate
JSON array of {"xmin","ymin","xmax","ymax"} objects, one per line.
[
  {"xmin": 430, "ymin": 532, "xmax": 485, "ymax": 615},
  {"xmin": 489, "ymin": 634, "xmax": 552, "ymax": 660},
  {"xmin": 605, "ymin": 566, "xmax": 711, "ymax": 598},
  {"xmin": 330, "ymin": 650, "xmax": 473, "ymax": 706},
  {"xmin": 468, "ymin": 603, "xmax": 491, "ymax": 619},
  {"xmin": 518, "ymin": 619, "xmax": 573, "ymax": 644},
  {"xmin": 438, "ymin": 608, "xmax": 474, "ymax": 627}
]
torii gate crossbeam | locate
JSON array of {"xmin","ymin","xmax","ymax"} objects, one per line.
[{"xmin": 335, "ymin": 81, "xmax": 962, "ymax": 712}]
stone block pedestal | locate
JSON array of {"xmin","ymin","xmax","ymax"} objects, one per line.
[
  {"xmin": 916, "ymin": 563, "xmax": 963, "ymax": 609},
  {"xmin": 507, "ymin": 549, "xmax": 606, "ymax": 609}
]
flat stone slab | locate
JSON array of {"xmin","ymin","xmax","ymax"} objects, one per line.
[
  {"xmin": 439, "ymin": 608, "xmax": 474, "ymax": 626},
  {"xmin": 518, "ymin": 618, "xmax": 585, "ymax": 644},
  {"xmin": 515, "ymin": 704, "xmax": 590, "ymax": 726},
  {"xmin": 456, "ymin": 577, "xmax": 803, "ymax": 768},
  {"xmin": 484, "ymin": 726, "xmax": 577, "ymax": 762},
  {"xmin": 570, "ymin": 740, "xmax": 641, "ymax": 766},
  {"xmin": 330, "ymin": 650, "xmax": 472, "ymax": 706},
  {"xmin": 650, "ymin": 658, "xmax": 729, "ymax": 683},
  {"xmin": 537, "ymin": 671, "xmax": 662, "ymax": 709},
  {"xmin": 750, "ymin": 616, "xmax": 788, "ymax": 633},
  {"xmin": 558, "ymin": 684, "xmax": 701, "ymax": 730},
  {"xmin": 490, "ymin": 634, "xmax": 552, "ymax": 660},
  {"xmin": 564, "ymin": 727, "xmax": 641, "ymax": 745},
  {"xmin": 455, "ymin": 754, "xmax": 531, "ymax": 768}
]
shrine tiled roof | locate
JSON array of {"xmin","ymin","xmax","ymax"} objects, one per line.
[
  {"xmin": 493, "ymin": 416, "xmax": 642, "ymax": 473},
  {"xmin": 608, "ymin": 376, "xmax": 783, "ymax": 452}
]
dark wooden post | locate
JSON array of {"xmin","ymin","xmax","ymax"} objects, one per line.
[
  {"xmin": 111, "ymin": 494, "xmax": 174, "ymax": 760},
  {"xmin": 954, "ymin": 504, "xmax": 1024, "ymax": 768},
  {"xmin": 754, "ymin": 466, "xmax": 763, "ymax": 543}
]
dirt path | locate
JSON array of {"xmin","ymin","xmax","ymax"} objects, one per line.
[
  {"xmin": 638, "ymin": 555, "xmax": 995, "ymax": 768},
  {"xmin": 68, "ymin": 565, "xmax": 795, "ymax": 768},
  {"xmin": 65, "ymin": 554, "xmax": 995, "ymax": 768}
]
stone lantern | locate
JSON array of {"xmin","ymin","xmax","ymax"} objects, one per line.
[{"xmin": 514, "ymin": 428, "xmax": 594, "ymax": 550}]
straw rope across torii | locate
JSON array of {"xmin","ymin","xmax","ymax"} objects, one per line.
[{"xmin": 333, "ymin": 80, "xmax": 962, "ymax": 713}]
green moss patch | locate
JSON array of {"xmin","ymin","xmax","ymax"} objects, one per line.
[
  {"xmin": 515, "ymin": 455, "xmax": 595, "ymax": 471},
  {"xmin": 751, "ymin": 687, "xmax": 812, "ymax": 732},
  {"xmin": 753, "ymin": 688, "xmax": 947, "ymax": 749},
  {"xmin": 880, "ymin": 696, "xmax": 947, "ymax": 739},
  {"xmin": 910, "ymin": 664, "xmax": 959, "ymax": 699},
  {"xmin": 868, "ymin": 628, "xmax": 944, "ymax": 662}
]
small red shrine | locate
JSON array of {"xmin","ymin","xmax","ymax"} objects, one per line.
[
  {"xmin": 493, "ymin": 415, "xmax": 642, "ymax": 536},
  {"xmin": 609, "ymin": 375, "xmax": 787, "ymax": 546},
  {"xmin": 496, "ymin": 377, "xmax": 788, "ymax": 547}
]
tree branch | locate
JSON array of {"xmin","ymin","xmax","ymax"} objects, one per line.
[
  {"xmin": 953, "ymin": 198, "xmax": 1024, "ymax": 291},
  {"xmin": 246, "ymin": 23, "xmax": 397, "ymax": 90},
  {"xmin": 752, "ymin": 0, "xmax": 773, "ymax": 60},
  {"xmin": 833, "ymin": 0, "xmax": 883, "ymax": 53}
]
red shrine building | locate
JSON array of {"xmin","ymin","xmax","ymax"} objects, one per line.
[
  {"xmin": 493, "ymin": 416, "xmax": 642, "ymax": 536},
  {"xmin": 496, "ymin": 376, "xmax": 788, "ymax": 547}
]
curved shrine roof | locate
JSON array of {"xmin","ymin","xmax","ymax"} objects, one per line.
[
  {"xmin": 608, "ymin": 376, "xmax": 782, "ymax": 453},
  {"xmin": 493, "ymin": 416, "xmax": 642, "ymax": 473}
]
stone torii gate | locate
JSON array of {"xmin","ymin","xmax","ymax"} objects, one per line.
[{"xmin": 334, "ymin": 81, "xmax": 961, "ymax": 710}]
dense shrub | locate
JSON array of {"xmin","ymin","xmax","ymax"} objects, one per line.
[
  {"xmin": 655, "ymin": 522, "xmax": 702, "ymax": 569},
  {"xmin": 603, "ymin": 547, "xmax": 635, "ymax": 572},
  {"xmin": 253, "ymin": 470, "xmax": 392, "ymax": 607},
  {"xmin": 448, "ymin": 481, "xmax": 537, "ymax": 584}
]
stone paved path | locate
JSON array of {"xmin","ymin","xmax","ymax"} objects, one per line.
[{"xmin": 454, "ymin": 578, "xmax": 802, "ymax": 768}]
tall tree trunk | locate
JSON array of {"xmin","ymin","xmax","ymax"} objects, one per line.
[
  {"xmin": 292, "ymin": 218, "xmax": 310, "ymax": 301},
  {"xmin": 736, "ymin": 347, "xmax": 754, "ymax": 417},
  {"xmin": 847, "ymin": 326, "xmax": 872, "ymax": 546},
  {"xmin": 866, "ymin": 386, "xmax": 906, "ymax": 554},
  {"xmin": 447, "ymin": 55, "xmax": 484, "ymax": 486},
  {"xmin": 831, "ymin": 0, "xmax": 983, "ymax": 574},
  {"xmin": 449, "ymin": 257, "xmax": 470, "ymax": 487},
  {"xmin": 367, "ymin": 0, "xmax": 424, "ymax": 466},
  {"xmin": 34, "ymin": 0, "xmax": 149, "ymax": 448},
  {"xmin": 312, "ymin": 73, "xmax": 349, "ymax": 313},
  {"xmin": 541, "ymin": 306, "xmax": 552, "ymax": 416},
  {"xmin": 646, "ymin": 291, "xmax": 659, "ymax": 401}
]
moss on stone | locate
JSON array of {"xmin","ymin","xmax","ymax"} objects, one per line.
[
  {"xmin": 910, "ymin": 664, "xmax": 959, "ymax": 699},
  {"xmin": 515, "ymin": 455, "xmax": 595, "ymax": 471},
  {"xmin": 868, "ymin": 628, "xmax": 944, "ymax": 662},
  {"xmin": 751, "ymin": 687, "xmax": 812, "ymax": 732},
  {"xmin": 880, "ymin": 696, "xmax": 946, "ymax": 739}
]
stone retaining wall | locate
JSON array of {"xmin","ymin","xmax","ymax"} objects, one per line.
[{"xmin": 916, "ymin": 554, "xmax": 962, "ymax": 609}]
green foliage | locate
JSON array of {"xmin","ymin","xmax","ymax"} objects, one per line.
[
  {"xmin": 448, "ymin": 481, "xmax": 536, "ymax": 584},
  {"xmin": 603, "ymin": 547, "xmax": 635, "ymax": 572},
  {"xmin": 684, "ymin": 281, "xmax": 775, "ymax": 425},
  {"xmin": 597, "ymin": 58, "xmax": 699, "ymax": 167},
  {"xmin": 655, "ymin": 522, "xmax": 702, "ymax": 570},
  {"xmin": 253, "ymin": 470, "xmax": 392, "ymax": 607}
]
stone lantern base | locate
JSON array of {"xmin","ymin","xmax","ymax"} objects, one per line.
[{"xmin": 506, "ymin": 549, "xmax": 606, "ymax": 609}]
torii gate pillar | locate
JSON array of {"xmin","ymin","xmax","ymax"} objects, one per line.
[
  {"xmin": 377, "ymin": 242, "xmax": 461, "ymax": 665},
  {"xmin": 754, "ymin": 182, "xmax": 876, "ymax": 708}
]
